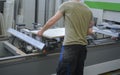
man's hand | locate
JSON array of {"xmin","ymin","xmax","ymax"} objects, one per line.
[
  {"xmin": 87, "ymin": 28, "xmax": 93, "ymax": 35},
  {"xmin": 37, "ymin": 30, "xmax": 43, "ymax": 37}
]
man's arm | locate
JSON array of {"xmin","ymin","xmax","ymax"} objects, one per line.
[
  {"xmin": 87, "ymin": 21, "xmax": 94, "ymax": 35},
  {"xmin": 37, "ymin": 10, "xmax": 63, "ymax": 36}
]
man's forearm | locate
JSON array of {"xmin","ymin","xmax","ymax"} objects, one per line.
[
  {"xmin": 37, "ymin": 10, "xmax": 63, "ymax": 36},
  {"xmin": 87, "ymin": 28, "xmax": 93, "ymax": 35},
  {"xmin": 40, "ymin": 17, "xmax": 56, "ymax": 33}
]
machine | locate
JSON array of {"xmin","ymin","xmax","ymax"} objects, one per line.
[{"xmin": 0, "ymin": 23, "xmax": 120, "ymax": 75}]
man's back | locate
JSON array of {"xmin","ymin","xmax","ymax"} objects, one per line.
[{"xmin": 59, "ymin": 1, "xmax": 93, "ymax": 45}]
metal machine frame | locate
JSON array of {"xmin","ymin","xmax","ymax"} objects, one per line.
[{"xmin": 0, "ymin": 26, "xmax": 120, "ymax": 75}]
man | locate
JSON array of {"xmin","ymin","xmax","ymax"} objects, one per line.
[{"xmin": 37, "ymin": 0, "xmax": 94, "ymax": 75}]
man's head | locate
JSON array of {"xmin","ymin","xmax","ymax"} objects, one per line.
[{"xmin": 70, "ymin": 0, "xmax": 80, "ymax": 2}]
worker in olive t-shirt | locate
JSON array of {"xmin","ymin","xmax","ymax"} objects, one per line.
[{"xmin": 37, "ymin": 0, "xmax": 94, "ymax": 75}]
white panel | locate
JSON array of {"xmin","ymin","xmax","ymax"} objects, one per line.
[
  {"xmin": 31, "ymin": 26, "xmax": 119, "ymax": 38},
  {"xmin": 103, "ymin": 11, "xmax": 120, "ymax": 22},
  {"xmin": 31, "ymin": 28, "xmax": 65, "ymax": 39}
]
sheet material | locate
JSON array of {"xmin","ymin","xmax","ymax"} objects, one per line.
[
  {"xmin": 31, "ymin": 28, "xmax": 65, "ymax": 39},
  {"xmin": 31, "ymin": 27, "xmax": 119, "ymax": 39}
]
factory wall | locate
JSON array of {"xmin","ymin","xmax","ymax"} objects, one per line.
[
  {"xmin": 38, "ymin": 0, "xmax": 68, "ymax": 28},
  {"xmin": 38, "ymin": 0, "xmax": 45, "ymax": 26},
  {"xmin": 22, "ymin": 0, "xmax": 35, "ymax": 29},
  {"xmin": 38, "ymin": 0, "xmax": 56, "ymax": 26},
  {"xmin": 1, "ymin": 0, "xmax": 120, "ymax": 34},
  {"xmin": 22, "ymin": 0, "xmax": 120, "ymax": 28},
  {"xmin": 2, "ymin": 0, "xmax": 120, "ymax": 33},
  {"xmin": 22, "ymin": 0, "xmax": 68, "ymax": 29},
  {"xmin": 3, "ymin": 0, "xmax": 15, "ymax": 36}
]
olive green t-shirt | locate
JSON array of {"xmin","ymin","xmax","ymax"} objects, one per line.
[{"xmin": 59, "ymin": 1, "xmax": 93, "ymax": 45}]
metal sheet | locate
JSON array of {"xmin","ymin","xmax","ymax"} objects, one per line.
[{"xmin": 8, "ymin": 28, "xmax": 45, "ymax": 50}]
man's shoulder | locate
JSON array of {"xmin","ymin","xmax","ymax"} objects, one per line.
[{"xmin": 62, "ymin": 1, "xmax": 72, "ymax": 5}]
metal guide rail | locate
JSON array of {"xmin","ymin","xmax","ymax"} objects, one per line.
[
  {"xmin": 6, "ymin": 26, "xmax": 120, "ymax": 55},
  {"xmin": 8, "ymin": 28, "xmax": 45, "ymax": 51}
]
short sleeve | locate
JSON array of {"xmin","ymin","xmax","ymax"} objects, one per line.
[{"xmin": 58, "ymin": 2, "xmax": 68, "ymax": 14}]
